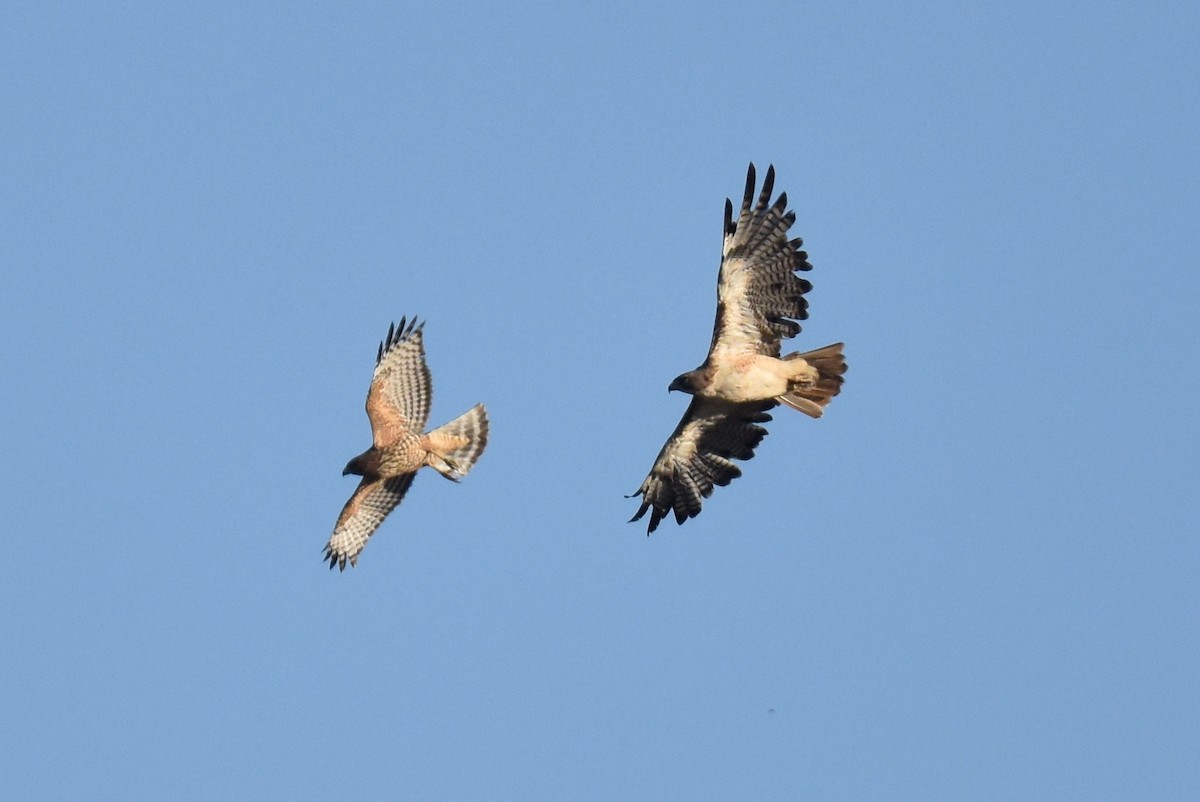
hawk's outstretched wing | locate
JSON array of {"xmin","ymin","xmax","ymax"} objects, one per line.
[
  {"xmin": 707, "ymin": 163, "xmax": 813, "ymax": 361},
  {"xmin": 324, "ymin": 474, "xmax": 416, "ymax": 571},
  {"xmin": 366, "ymin": 317, "xmax": 433, "ymax": 448},
  {"xmin": 628, "ymin": 398, "xmax": 775, "ymax": 534}
]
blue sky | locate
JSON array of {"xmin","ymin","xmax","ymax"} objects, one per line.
[{"xmin": 3, "ymin": 2, "xmax": 1197, "ymax": 799}]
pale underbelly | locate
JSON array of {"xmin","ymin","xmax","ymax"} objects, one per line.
[{"xmin": 704, "ymin": 358, "xmax": 789, "ymax": 401}]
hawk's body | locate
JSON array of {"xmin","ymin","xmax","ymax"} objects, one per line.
[
  {"xmin": 629, "ymin": 164, "xmax": 847, "ymax": 533},
  {"xmin": 325, "ymin": 318, "xmax": 488, "ymax": 570}
]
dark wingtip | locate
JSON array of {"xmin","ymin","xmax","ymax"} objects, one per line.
[
  {"xmin": 377, "ymin": 315, "xmax": 426, "ymax": 362},
  {"xmin": 322, "ymin": 543, "xmax": 351, "ymax": 572},
  {"xmin": 742, "ymin": 162, "xmax": 757, "ymax": 210},
  {"xmin": 628, "ymin": 499, "xmax": 648, "ymax": 520},
  {"xmin": 628, "ymin": 497, "xmax": 664, "ymax": 535},
  {"xmin": 758, "ymin": 164, "xmax": 776, "ymax": 209}
]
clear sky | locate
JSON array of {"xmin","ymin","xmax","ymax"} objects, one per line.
[{"xmin": 3, "ymin": 2, "xmax": 1197, "ymax": 800}]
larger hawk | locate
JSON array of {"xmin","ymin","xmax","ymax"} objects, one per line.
[
  {"xmin": 629, "ymin": 163, "xmax": 846, "ymax": 533},
  {"xmin": 325, "ymin": 317, "xmax": 488, "ymax": 570}
]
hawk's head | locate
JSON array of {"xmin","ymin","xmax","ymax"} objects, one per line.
[
  {"xmin": 668, "ymin": 371, "xmax": 701, "ymax": 395},
  {"xmin": 343, "ymin": 453, "xmax": 370, "ymax": 476}
]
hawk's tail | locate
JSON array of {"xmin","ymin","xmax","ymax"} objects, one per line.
[
  {"xmin": 424, "ymin": 403, "xmax": 489, "ymax": 481},
  {"xmin": 778, "ymin": 343, "xmax": 847, "ymax": 418}
]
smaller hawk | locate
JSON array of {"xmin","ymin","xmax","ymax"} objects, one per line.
[
  {"xmin": 324, "ymin": 317, "xmax": 488, "ymax": 570},
  {"xmin": 628, "ymin": 163, "xmax": 847, "ymax": 533}
]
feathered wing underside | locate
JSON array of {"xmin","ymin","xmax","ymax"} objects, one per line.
[
  {"xmin": 324, "ymin": 474, "xmax": 416, "ymax": 570},
  {"xmin": 709, "ymin": 163, "xmax": 813, "ymax": 359},
  {"xmin": 628, "ymin": 398, "xmax": 775, "ymax": 534},
  {"xmin": 366, "ymin": 317, "xmax": 433, "ymax": 447}
]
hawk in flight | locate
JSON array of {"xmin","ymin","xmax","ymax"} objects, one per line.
[
  {"xmin": 325, "ymin": 318, "xmax": 488, "ymax": 570},
  {"xmin": 629, "ymin": 163, "xmax": 847, "ymax": 533}
]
